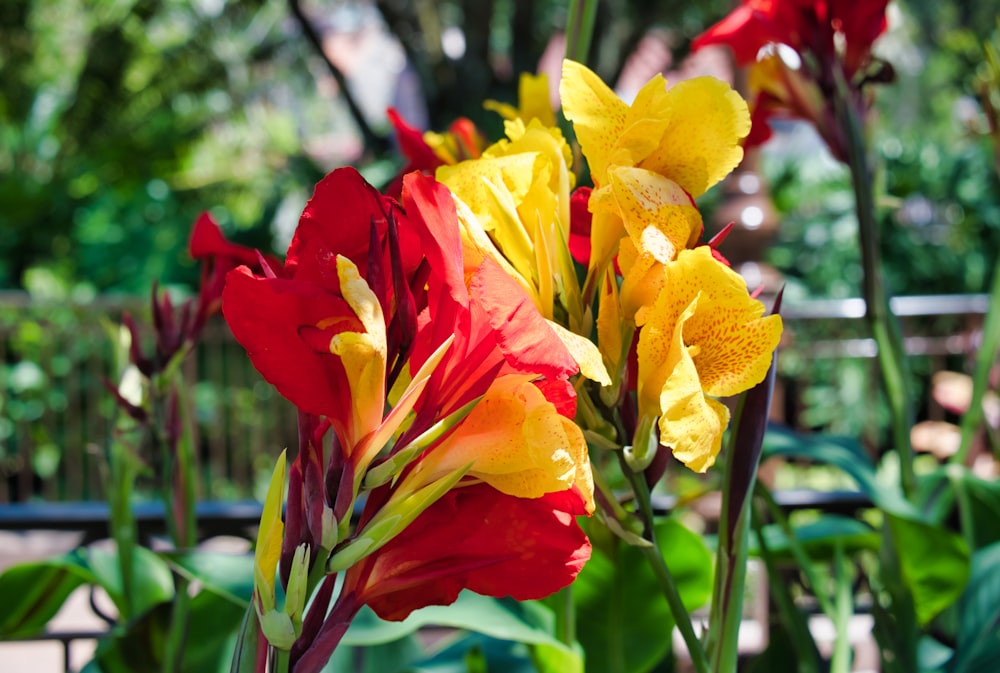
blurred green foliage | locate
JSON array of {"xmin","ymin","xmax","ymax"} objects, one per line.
[{"xmin": 0, "ymin": 0, "xmax": 329, "ymax": 293}]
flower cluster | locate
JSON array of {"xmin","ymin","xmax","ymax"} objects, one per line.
[{"xmin": 223, "ymin": 57, "xmax": 782, "ymax": 672}]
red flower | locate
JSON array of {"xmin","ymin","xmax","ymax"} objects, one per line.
[
  {"xmin": 693, "ymin": 0, "xmax": 891, "ymax": 159},
  {"xmin": 693, "ymin": 0, "xmax": 888, "ymax": 76},
  {"xmin": 344, "ymin": 483, "xmax": 591, "ymax": 621}
]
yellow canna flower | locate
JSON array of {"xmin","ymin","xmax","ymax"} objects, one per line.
[
  {"xmin": 485, "ymin": 72, "xmax": 557, "ymax": 128},
  {"xmin": 636, "ymin": 247, "xmax": 782, "ymax": 472},
  {"xmin": 560, "ymin": 59, "xmax": 750, "ymax": 299}
]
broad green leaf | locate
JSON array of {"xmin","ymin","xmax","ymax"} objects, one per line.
[
  {"xmin": 947, "ymin": 541, "xmax": 1000, "ymax": 673},
  {"xmin": 751, "ymin": 515, "xmax": 880, "ymax": 559},
  {"xmin": 574, "ymin": 518, "xmax": 713, "ymax": 673},
  {"xmin": 887, "ymin": 513, "xmax": 970, "ymax": 626},
  {"xmin": 89, "ymin": 601, "xmax": 172, "ymax": 672},
  {"xmin": 161, "ymin": 551, "xmax": 255, "ymax": 608},
  {"xmin": 530, "ymin": 641, "xmax": 585, "ymax": 673},
  {"xmin": 87, "ymin": 546, "xmax": 175, "ymax": 617},
  {"xmin": 950, "ymin": 468, "xmax": 1000, "ymax": 549},
  {"xmin": 762, "ymin": 426, "xmax": 911, "ymax": 515},
  {"xmin": 182, "ymin": 588, "xmax": 255, "ymax": 673},
  {"xmin": 343, "ymin": 591, "xmax": 569, "ymax": 653},
  {"xmin": 0, "ymin": 549, "xmax": 94, "ymax": 638},
  {"xmin": 411, "ymin": 632, "xmax": 539, "ymax": 673}
]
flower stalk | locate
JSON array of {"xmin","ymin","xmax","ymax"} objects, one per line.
[
  {"xmin": 620, "ymin": 453, "xmax": 709, "ymax": 673},
  {"xmin": 831, "ymin": 67, "xmax": 916, "ymax": 496}
]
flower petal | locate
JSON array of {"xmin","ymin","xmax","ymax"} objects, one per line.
[
  {"xmin": 637, "ymin": 77, "xmax": 750, "ymax": 198},
  {"xmin": 349, "ymin": 484, "xmax": 591, "ymax": 621}
]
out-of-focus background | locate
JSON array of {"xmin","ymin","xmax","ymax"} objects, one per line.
[{"xmin": 1, "ymin": 0, "xmax": 998, "ymax": 500}]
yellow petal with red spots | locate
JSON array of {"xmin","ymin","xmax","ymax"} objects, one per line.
[
  {"xmin": 561, "ymin": 59, "xmax": 669, "ymax": 186},
  {"xmin": 665, "ymin": 251, "xmax": 783, "ymax": 398},
  {"xmin": 637, "ymin": 247, "xmax": 781, "ymax": 470},
  {"xmin": 637, "ymin": 76, "xmax": 750, "ymax": 198},
  {"xmin": 607, "ymin": 166, "xmax": 703, "ymax": 259},
  {"xmin": 657, "ymin": 339, "xmax": 731, "ymax": 473}
]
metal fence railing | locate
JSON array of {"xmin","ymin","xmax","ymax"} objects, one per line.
[
  {"xmin": 0, "ymin": 292, "xmax": 298, "ymax": 503},
  {"xmin": 0, "ymin": 291, "xmax": 991, "ymax": 503}
]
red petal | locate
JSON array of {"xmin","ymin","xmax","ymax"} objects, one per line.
[
  {"xmin": 188, "ymin": 212, "xmax": 263, "ymax": 268},
  {"xmin": 222, "ymin": 267, "xmax": 354, "ymax": 422},
  {"xmin": 469, "ymin": 258, "xmax": 578, "ymax": 382},
  {"xmin": 387, "ymin": 108, "xmax": 444, "ymax": 175},
  {"xmin": 569, "ymin": 187, "xmax": 593, "ymax": 265},
  {"xmin": 288, "ymin": 167, "xmax": 392, "ymax": 286},
  {"xmin": 351, "ymin": 484, "xmax": 590, "ymax": 621}
]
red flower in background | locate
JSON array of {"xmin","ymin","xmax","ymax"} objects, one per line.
[{"xmin": 693, "ymin": 0, "xmax": 892, "ymax": 159}]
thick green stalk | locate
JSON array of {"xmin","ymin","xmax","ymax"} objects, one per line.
[
  {"xmin": 953, "ymin": 263, "xmax": 1000, "ymax": 463},
  {"xmin": 160, "ymin": 360, "xmax": 199, "ymax": 673},
  {"xmin": 831, "ymin": 68, "xmax": 915, "ymax": 496},
  {"xmin": 621, "ymin": 455, "xmax": 709, "ymax": 673},
  {"xmin": 564, "ymin": 0, "xmax": 598, "ymax": 65},
  {"xmin": 108, "ymin": 436, "xmax": 139, "ymax": 621}
]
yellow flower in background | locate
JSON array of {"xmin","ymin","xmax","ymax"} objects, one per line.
[
  {"xmin": 485, "ymin": 72, "xmax": 557, "ymax": 128},
  {"xmin": 636, "ymin": 247, "xmax": 782, "ymax": 472}
]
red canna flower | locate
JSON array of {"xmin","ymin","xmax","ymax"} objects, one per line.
[{"xmin": 693, "ymin": 0, "xmax": 892, "ymax": 159}]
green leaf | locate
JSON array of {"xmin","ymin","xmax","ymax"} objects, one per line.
[
  {"xmin": 161, "ymin": 551, "xmax": 254, "ymax": 608},
  {"xmin": 574, "ymin": 518, "xmax": 713, "ymax": 673},
  {"xmin": 887, "ymin": 512, "xmax": 971, "ymax": 626},
  {"xmin": 181, "ymin": 588, "xmax": 252, "ymax": 673},
  {"xmin": 950, "ymin": 468, "xmax": 1000, "ymax": 549},
  {"xmin": 229, "ymin": 605, "xmax": 262, "ymax": 673},
  {"xmin": 343, "ymin": 591, "xmax": 568, "ymax": 652},
  {"xmin": 751, "ymin": 515, "xmax": 880, "ymax": 559},
  {"xmin": 947, "ymin": 541, "xmax": 1000, "ymax": 673},
  {"xmin": 530, "ymin": 641, "xmax": 584, "ymax": 673},
  {"xmin": 0, "ymin": 549, "xmax": 95, "ymax": 638},
  {"xmin": 86, "ymin": 545, "xmax": 175, "ymax": 617},
  {"xmin": 762, "ymin": 427, "xmax": 911, "ymax": 515}
]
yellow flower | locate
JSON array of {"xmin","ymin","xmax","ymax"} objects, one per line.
[
  {"xmin": 438, "ymin": 116, "xmax": 589, "ymax": 335},
  {"xmin": 560, "ymin": 59, "xmax": 750, "ymax": 293},
  {"xmin": 485, "ymin": 72, "xmax": 557, "ymax": 128},
  {"xmin": 559, "ymin": 59, "xmax": 750, "ymax": 196},
  {"xmin": 636, "ymin": 247, "xmax": 782, "ymax": 472}
]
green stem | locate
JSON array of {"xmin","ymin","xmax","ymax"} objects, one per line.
[
  {"xmin": 952, "ymin": 263, "xmax": 1000, "ymax": 464},
  {"xmin": 621, "ymin": 455, "xmax": 709, "ymax": 673},
  {"xmin": 564, "ymin": 0, "xmax": 598, "ymax": 65},
  {"xmin": 830, "ymin": 542, "xmax": 853, "ymax": 673},
  {"xmin": 752, "ymin": 509, "xmax": 822, "ymax": 673},
  {"xmin": 553, "ymin": 586, "xmax": 576, "ymax": 648},
  {"xmin": 163, "ymin": 584, "xmax": 192, "ymax": 673},
  {"xmin": 272, "ymin": 646, "xmax": 290, "ymax": 673},
  {"xmin": 755, "ymin": 484, "xmax": 836, "ymax": 620},
  {"xmin": 832, "ymin": 67, "xmax": 915, "ymax": 497},
  {"xmin": 108, "ymin": 435, "xmax": 139, "ymax": 621}
]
